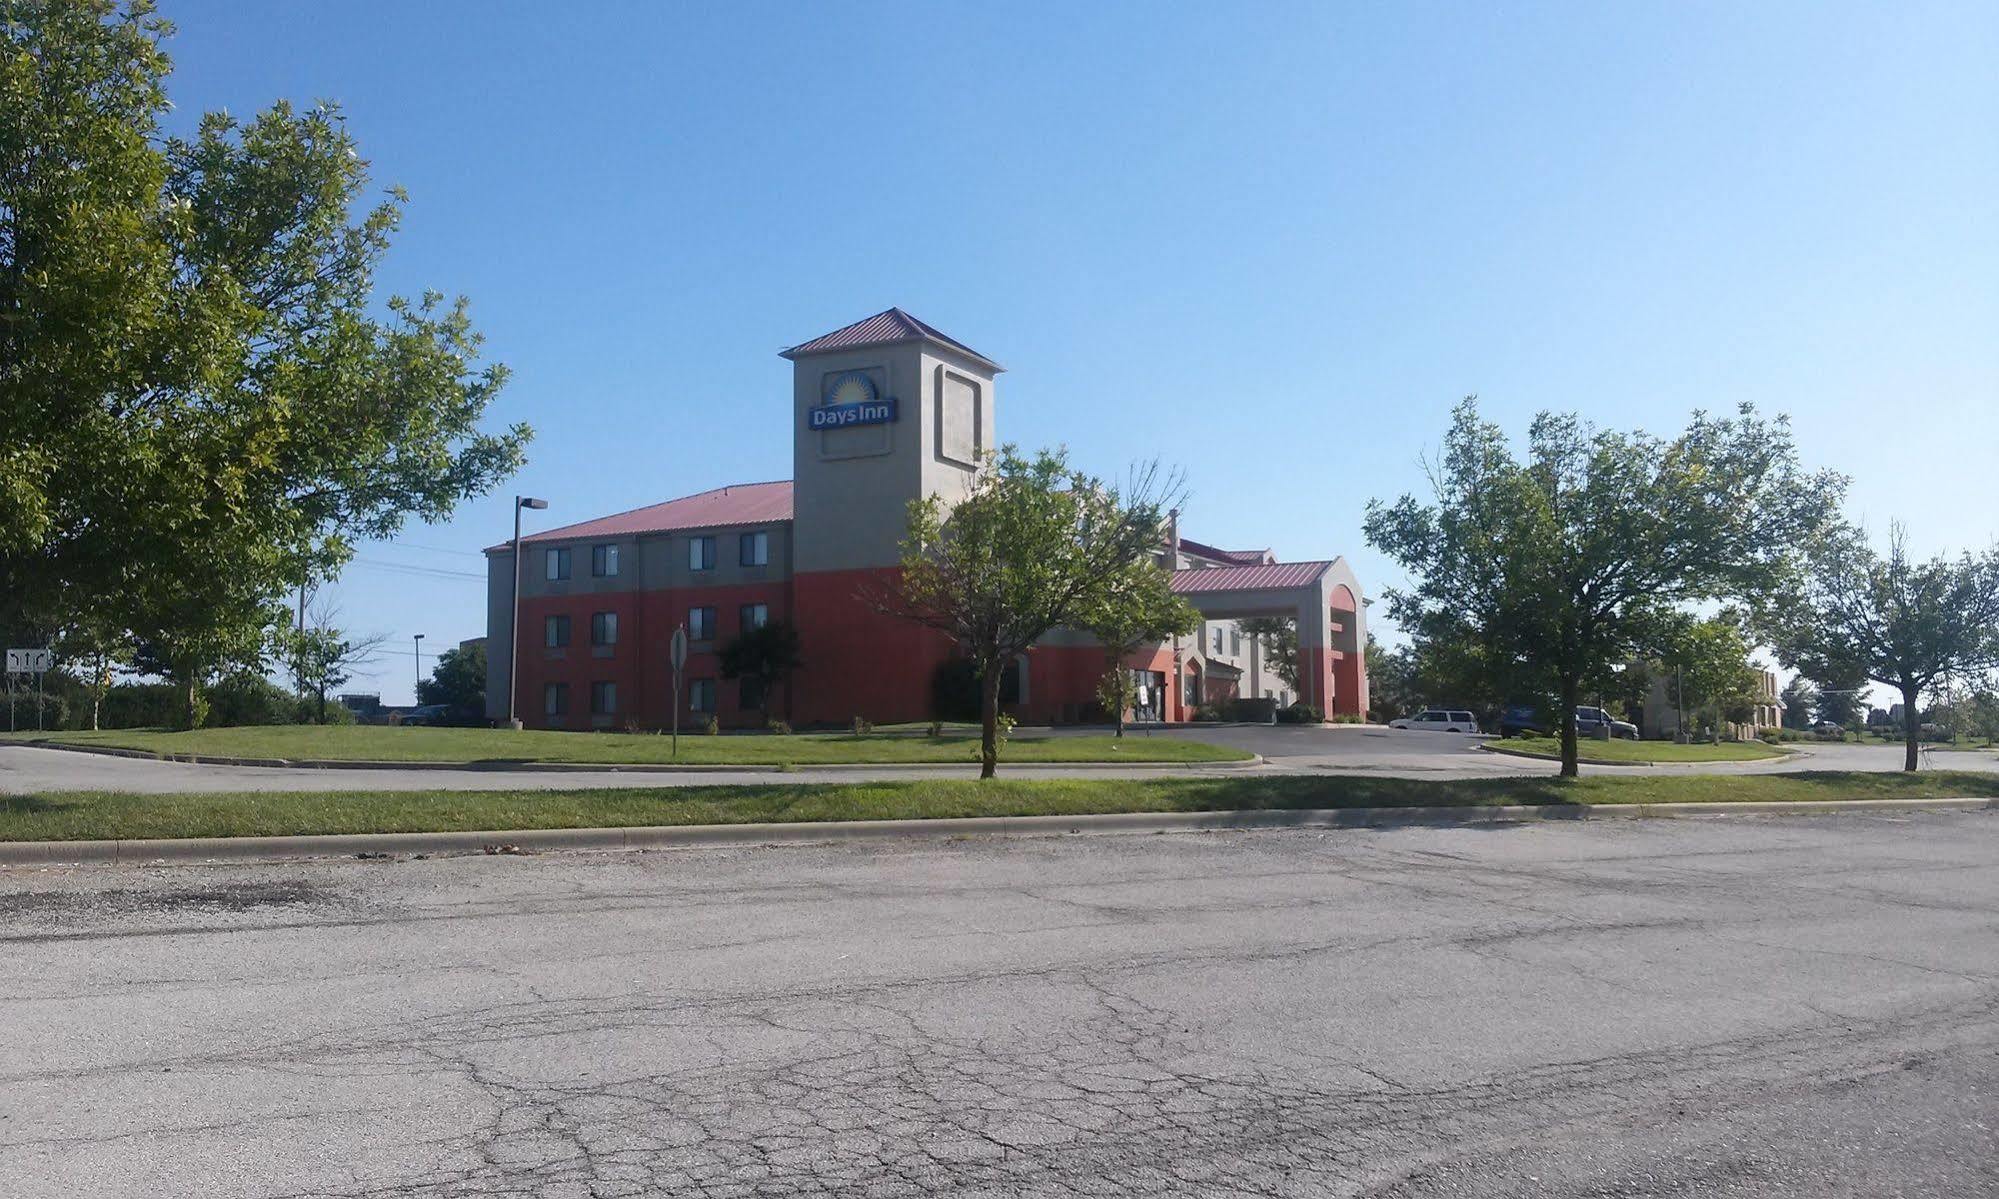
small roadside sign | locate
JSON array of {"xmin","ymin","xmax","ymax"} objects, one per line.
[{"xmin": 6, "ymin": 648, "xmax": 52, "ymax": 674}]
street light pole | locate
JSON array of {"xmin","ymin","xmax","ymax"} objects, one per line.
[
  {"xmin": 413, "ymin": 633, "xmax": 424, "ymax": 697},
  {"xmin": 509, "ymin": 496, "xmax": 549, "ymax": 729}
]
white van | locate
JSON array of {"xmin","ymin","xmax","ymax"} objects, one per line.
[{"xmin": 1389, "ymin": 709, "xmax": 1481, "ymax": 734}]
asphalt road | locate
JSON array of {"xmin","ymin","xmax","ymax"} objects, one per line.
[
  {"xmin": 2, "ymin": 812, "xmax": 1994, "ymax": 1196},
  {"xmin": 2, "ymin": 729, "xmax": 1990, "ymax": 794}
]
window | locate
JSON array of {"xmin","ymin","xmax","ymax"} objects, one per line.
[
  {"xmin": 590, "ymin": 680, "xmax": 616, "ymax": 715},
  {"xmin": 591, "ymin": 544, "xmax": 619, "ymax": 577},
  {"xmin": 689, "ymin": 606, "xmax": 716, "ymax": 641},
  {"xmin": 545, "ymin": 547, "xmax": 571, "ymax": 581},
  {"xmin": 740, "ymin": 603, "xmax": 768, "ymax": 631},
  {"xmin": 544, "ymin": 614, "xmax": 571, "ymax": 648},
  {"xmin": 739, "ymin": 530, "xmax": 769, "ymax": 567},
  {"xmin": 1231, "ymin": 629, "xmax": 1242, "ymax": 655},
  {"xmin": 740, "ymin": 676, "xmax": 765, "ymax": 711},
  {"xmin": 543, "ymin": 682, "xmax": 568, "ymax": 716},
  {"xmin": 689, "ymin": 536, "xmax": 716, "ymax": 571},
  {"xmin": 1213, "ymin": 627, "xmax": 1225, "ymax": 655},
  {"xmin": 590, "ymin": 611, "xmax": 618, "ymax": 646},
  {"xmin": 689, "ymin": 678, "xmax": 716, "ymax": 713}
]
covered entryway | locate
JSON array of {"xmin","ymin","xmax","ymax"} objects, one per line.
[{"xmin": 1168, "ymin": 558, "xmax": 1368, "ymax": 719}]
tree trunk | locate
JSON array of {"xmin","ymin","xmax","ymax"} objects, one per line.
[
  {"xmin": 182, "ymin": 678, "xmax": 199, "ymax": 730},
  {"xmin": 1903, "ymin": 682, "xmax": 1922, "ymax": 772},
  {"xmin": 1557, "ymin": 675, "xmax": 1581, "ymax": 780},
  {"xmin": 979, "ymin": 663, "xmax": 1003, "ymax": 780}
]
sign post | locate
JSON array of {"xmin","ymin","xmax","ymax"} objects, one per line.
[
  {"xmin": 669, "ymin": 625, "xmax": 689, "ymax": 758},
  {"xmin": 6, "ymin": 649, "xmax": 54, "ymax": 732}
]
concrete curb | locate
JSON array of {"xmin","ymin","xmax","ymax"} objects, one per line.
[
  {"xmin": 3, "ymin": 797, "xmax": 1990, "ymax": 866},
  {"xmin": 13, "ymin": 739, "xmax": 1263, "ymax": 774}
]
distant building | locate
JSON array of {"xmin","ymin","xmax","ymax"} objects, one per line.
[{"xmin": 484, "ymin": 310, "xmax": 1369, "ymax": 730}]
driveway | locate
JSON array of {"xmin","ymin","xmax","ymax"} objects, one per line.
[
  {"xmin": 0, "ymin": 730, "xmax": 1990, "ymax": 794},
  {"xmin": 2, "ymin": 812, "xmax": 1994, "ymax": 1196}
]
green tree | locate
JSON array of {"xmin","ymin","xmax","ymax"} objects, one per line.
[
  {"xmin": 1, "ymin": 2, "xmax": 527, "ymax": 710},
  {"xmin": 872, "ymin": 448, "xmax": 1179, "ymax": 778},
  {"xmin": 1364, "ymin": 635, "xmax": 1419, "ymax": 722},
  {"xmin": 1238, "ymin": 618, "xmax": 1300, "ymax": 693},
  {"xmin": 1779, "ymin": 675, "xmax": 1817, "ymax": 730},
  {"xmin": 1811, "ymin": 671, "xmax": 1869, "ymax": 730},
  {"xmin": 1763, "ymin": 524, "xmax": 1999, "ymax": 771},
  {"xmin": 1643, "ymin": 612, "xmax": 1760, "ymax": 742},
  {"xmin": 717, "ymin": 621, "xmax": 804, "ymax": 726},
  {"xmin": 416, "ymin": 640, "xmax": 487, "ymax": 723},
  {"xmin": 1080, "ymin": 566, "xmax": 1198, "ymax": 736},
  {"xmin": 1365, "ymin": 398, "xmax": 1840, "ymax": 777}
]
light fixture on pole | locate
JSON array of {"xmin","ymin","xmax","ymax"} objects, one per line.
[
  {"xmin": 413, "ymin": 633, "xmax": 425, "ymax": 696},
  {"xmin": 509, "ymin": 496, "xmax": 550, "ymax": 729}
]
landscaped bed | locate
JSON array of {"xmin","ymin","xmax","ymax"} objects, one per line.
[
  {"xmin": 4, "ymin": 724, "xmax": 1250, "ymax": 766},
  {"xmin": 2, "ymin": 771, "xmax": 1991, "ymax": 842},
  {"xmin": 1488, "ymin": 735, "xmax": 1788, "ymax": 764}
]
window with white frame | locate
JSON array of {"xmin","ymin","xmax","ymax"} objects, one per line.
[
  {"xmin": 739, "ymin": 530, "xmax": 769, "ymax": 567},
  {"xmin": 740, "ymin": 602, "xmax": 768, "ymax": 631},
  {"xmin": 689, "ymin": 536, "xmax": 716, "ymax": 571},
  {"xmin": 545, "ymin": 547, "xmax": 571, "ymax": 581},
  {"xmin": 689, "ymin": 606, "xmax": 716, "ymax": 641},
  {"xmin": 589, "ymin": 680, "xmax": 616, "ymax": 715},
  {"xmin": 689, "ymin": 678, "xmax": 716, "ymax": 713},
  {"xmin": 591, "ymin": 544, "xmax": 619, "ymax": 577},
  {"xmin": 543, "ymin": 682, "xmax": 568, "ymax": 715},
  {"xmin": 590, "ymin": 611, "xmax": 618, "ymax": 646}
]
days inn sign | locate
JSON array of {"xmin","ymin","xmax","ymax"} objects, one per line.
[{"xmin": 809, "ymin": 371, "xmax": 899, "ymax": 430}]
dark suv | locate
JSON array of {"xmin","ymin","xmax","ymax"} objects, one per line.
[{"xmin": 1500, "ymin": 703, "xmax": 1639, "ymax": 740}]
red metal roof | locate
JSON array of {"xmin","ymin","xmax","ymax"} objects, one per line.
[
  {"xmin": 781, "ymin": 308, "xmax": 1002, "ymax": 371},
  {"xmin": 1178, "ymin": 538, "xmax": 1273, "ymax": 566},
  {"xmin": 498, "ymin": 481, "xmax": 793, "ymax": 548},
  {"xmin": 1169, "ymin": 560, "xmax": 1333, "ymax": 593}
]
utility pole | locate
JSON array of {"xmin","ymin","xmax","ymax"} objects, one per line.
[{"xmin": 413, "ymin": 633, "xmax": 425, "ymax": 699}]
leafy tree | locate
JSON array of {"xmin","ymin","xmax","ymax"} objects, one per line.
[
  {"xmin": 1811, "ymin": 670, "xmax": 1869, "ymax": 730},
  {"xmin": 417, "ymin": 640, "xmax": 488, "ymax": 722},
  {"xmin": 1238, "ymin": 618, "xmax": 1300, "ymax": 692},
  {"xmin": 272, "ymin": 593, "xmax": 386, "ymax": 724},
  {"xmin": 872, "ymin": 448, "xmax": 1179, "ymax": 778},
  {"xmin": 1765, "ymin": 524, "xmax": 1999, "ymax": 770},
  {"xmin": 1, "ymin": 3, "xmax": 527, "ymax": 709},
  {"xmin": 1642, "ymin": 612, "xmax": 1760, "ymax": 742},
  {"xmin": 718, "ymin": 621, "xmax": 804, "ymax": 726},
  {"xmin": 1778, "ymin": 675, "xmax": 1818, "ymax": 729},
  {"xmin": 1364, "ymin": 635, "xmax": 1420, "ymax": 722},
  {"xmin": 1365, "ymin": 398, "xmax": 1840, "ymax": 777},
  {"xmin": 1081, "ymin": 567, "xmax": 1197, "ymax": 736}
]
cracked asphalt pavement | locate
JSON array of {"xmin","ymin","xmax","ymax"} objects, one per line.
[{"xmin": 2, "ymin": 812, "xmax": 1995, "ymax": 1196}]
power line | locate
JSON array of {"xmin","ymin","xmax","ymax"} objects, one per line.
[
  {"xmin": 377, "ymin": 540, "xmax": 487, "ymax": 560},
  {"xmin": 350, "ymin": 557, "xmax": 486, "ymax": 581}
]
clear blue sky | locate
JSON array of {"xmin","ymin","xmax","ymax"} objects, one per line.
[{"xmin": 158, "ymin": 1, "xmax": 1996, "ymax": 703}]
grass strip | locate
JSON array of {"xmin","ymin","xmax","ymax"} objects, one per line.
[
  {"xmin": 1492, "ymin": 735, "xmax": 1786, "ymax": 763},
  {"xmin": 3, "ymin": 771, "xmax": 1992, "ymax": 843},
  {"xmin": 3, "ymin": 724, "xmax": 1248, "ymax": 765}
]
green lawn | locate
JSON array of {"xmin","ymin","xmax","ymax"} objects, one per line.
[
  {"xmin": 2, "ymin": 771, "xmax": 1991, "ymax": 842},
  {"xmin": 6, "ymin": 724, "xmax": 1249, "ymax": 765},
  {"xmin": 1492, "ymin": 735, "xmax": 1787, "ymax": 763}
]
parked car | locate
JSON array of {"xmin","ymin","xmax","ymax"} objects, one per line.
[
  {"xmin": 1390, "ymin": 709, "xmax": 1482, "ymax": 734},
  {"xmin": 1500, "ymin": 703, "xmax": 1638, "ymax": 740},
  {"xmin": 397, "ymin": 704, "xmax": 451, "ymax": 727},
  {"xmin": 1812, "ymin": 720, "xmax": 1844, "ymax": 735}
]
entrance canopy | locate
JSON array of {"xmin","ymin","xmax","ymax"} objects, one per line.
[{"xmin": 1170, "ymin": 557, "xmax": 1368, "ymax": 717}]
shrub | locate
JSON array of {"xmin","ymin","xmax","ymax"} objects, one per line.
[
  {"xmin": 852, "ymin": 715, "xmax": 874, "ymax": 735},
  {"xmin": 927, "ymin": 720, "xmax": 943, "ymax": 738},
  {"xmin": 767, "ymin": 719, "xmax": 792, "ymax": 736},
  {"xmin": 702, "ymin": 716, "xmax": 720, "ymax": 736},
  {"xmin": 1331, "ymin": 712, "xmax": 1365, "ymax": 724},
  {"xmin": 1275, "ymin": 702, "xmax": 1324, "ymax": 724}
]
